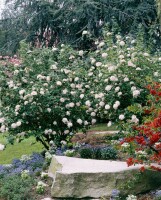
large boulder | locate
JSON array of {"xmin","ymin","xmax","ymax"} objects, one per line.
[{"xmin": 48, "ymin": 156, "xmax": 161, "ymax": 199}]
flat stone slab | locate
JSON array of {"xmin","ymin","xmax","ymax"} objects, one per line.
[{"xmin": 49, "ymin": 156, "xmax": 161, "ymax": 199}]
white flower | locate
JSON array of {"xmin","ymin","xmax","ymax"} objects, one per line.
[
  {"xmin": 154, "ymin": 72, "xmax": 159, "ymax": 77},
  {"xmin": 47, "ymin": 108, "xmax": 51, "ymax": 113},
  {"xmin": 62, "ymin": 118, "xmax": 68, "ymax": 124},
  {"xmin": 126, "ymin": 195, "xmax": 137, "ymax": 200},
  {"xmin": 143, "ymin": 53, "xmax": 149, "ymax": 57},
  {"xmin": 119, "ymin": 114, "xmax": 125, "ymax": 120},
  {"xmin": 107, "ymin": 121, "xmax": 112, "ymax": 127},
  {"xmin": 99, "ymin": 101, "xmax": 105, "ymax": 107},
  {"xmin": 50, "ymin": 64, "xmax": 57, "ymax": 70},
  {"xmin": 108, "ymin": 66, "xmax": 116, "ymax": 72},
  {"xmin": 80, "ymin": 94, "xmax": 84, "ymax": 99},
  {"xmin": 136, "ymin": 67, "xmax": 141, "ymax": 71},
  {"xmin": 24, "ymin": 101, "xmax": 28, "ymax": 105},
  {"xmin": 84, "ymin": 121, "xmax": 88, "ymax": 125},
  {"xmin": 105, "ymin": 104, "xmax": 110, "ymax": 110},
  {"xmin": 131, "ymin": 86, "xmax": 136, "ymax": 91},
  {"xmin": 76, "ymin": 102, "xmax": 80, "ymax": 106},
  {"xmin": 74, "ymin": 77, "xmax": 79, "ymax": 82},
  {"xmin": 56, "ymin": 81, "xmax": 62, "ymax": 86},
  {"xmin": 69, "ymin": 102, "xmax": 75, "ymax": 107},
  {"xmin": 70, "ymin": 83, "xmax": 75, "ymax": 89},
  {"xmin": 31, "ymin": 91, "xmax": 37, "ymax": 96},
  {"xmin": 91, "ymin": 119, "xmax": 96, "ymax": 124},
  {"xmin": 119, "ymin": 55, "xmax": 124, "ymax": 59},
  {"xmin": 0, "ymin": 118, "xmax": 5, "ymax": 123},
  {"xmin": 11, "ymin": 123, "xmax": 17, "ymax": 129},
  {"xmin": 82, "ymin": 30, "xmax": 89, "ymax": 35},
  {"xmin": 131, "ymin": 40, "xmax": 136, "ymax": 44},
  {"xmin": 19, "ymin": 89, "xmax": 25, "ymax": 95},
  {"xmin": 77, "ymin": 119, "xmax": 83, "ymax": 125},
  {"xmin": 110, "ymin": 76, "xmax": 118, "ymax": 82},
  {"xmin": 118, "ymin": 92, "xmax": 122, "ymax": 97},
  {"xmin": 60, "ymin": 98, "xmax": 65, "ymax": 103},
  {"xmin": 62, "ymin": 89, "xmax": 68, "ymax": 94},
  {"xmin": 131, "ymin": 115, "xmax": 139, "ymax": 123},
  {"xmin": 124, "ymin": 77, "xmax": 129, "ymax": 82},
  {"xmin": 102, "ymin": 53, "xmax": 107, "ymax": 58},
  {"xmin": 98, "ymin": 41, "xmax": 105, "ymax": 47},
  {"xmin": 41, "ymin": 172, "xmax": 48, "ymax": 178},
  {"xmin": 120, "ymin": 41, "xmax": 125, "ymax": 46},
  {"xmin": 91, "ymin": 112, "xmax": 96, "ymax": 117},
  {"xmin": 105, "ymin": 85, "xmax": 112, "ymax": 91},
  {"xmin": 85, "ymin": 100, "xmax": 91, "ymax": 107},
  {"xmin": 96, "ymin": 62, "xmax": 102, "ymax": 67},
  {"xmin": 158, "ymin": 57, "xmax": 161, "ymax": 61},
  {"xmin": 16, "ymin": 121, "xmax": 21, "ymax": 127},
  {"xmin": 115, "ymin": 87, "xmax": 120, "ymax": 92},
  {"xmin": 67, "ymin": 122, "xmax": 73, "ymax": 128},
  {"xmin": 128, "ymin": 61, "xmax": 135, "ymax": 67},
  {"xmin": 0, "ymin": 144, "xmax": 5, "ymax": 151},
  {"xmin": 121, "ymin": 143, "xmax": 130, "ymax": 148},
  {"xmin": 64, "ymin": 130, "xmax": 69, "ymax": 134},
  {"xmin": 113, "ymin": 101, "xmax": 120, "ymax": 110},
  {"xmin": 53, "ymin": 121, "xmax": 57, "ymax": 125},
  {"xmin": 133, "ymin": 90, "xmax": 140, "ymax": 98},
  {"xmin": 52, "ymin": 47, "xmax": 58, "ymax": 51},
  {"xmin": 90, "ymin": 58, "xmax": 96, "ymax": 64},
  {"xmin": 79, "ymin": 50, "xmax": 84, "ymax": 56}
]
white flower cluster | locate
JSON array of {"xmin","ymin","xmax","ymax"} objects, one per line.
[{"xmin": 126, "ymin": 194, "xmax": 137, "ymax": 200}]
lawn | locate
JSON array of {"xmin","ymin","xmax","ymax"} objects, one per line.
[
  {"xmin": 0, "ymin": 123, "xmax": 117, "ymax": 164},
  {"xmin": 0, "ymin": 135, "xmax": 44, "ymax": 164}
]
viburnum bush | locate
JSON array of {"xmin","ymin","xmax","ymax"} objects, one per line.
[
  {"xmin": 87, "ymin": 31, "xmax": 161, "ymax": 125},
  {"xmin": 120, "ymin": 82, "xmax": 161, "ymax": 171},
  {"xmin": 0, "ymin": 30, "xmax": 160, "ymax": 148}
]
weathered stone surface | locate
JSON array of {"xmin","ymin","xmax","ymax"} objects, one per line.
[{"xmin": 48, "ymin": 156, "xmax": 161, "ymax": 199}]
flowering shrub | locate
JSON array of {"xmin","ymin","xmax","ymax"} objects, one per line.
[
  {"xmin": 0, "ymin": 30, "xmax": 160, "ymax": 148},
  {"xmin": 120, "ymin": 83, "xmax": 161, "ymax": 171}
]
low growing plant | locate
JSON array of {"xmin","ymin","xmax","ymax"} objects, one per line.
[{"xmin": 0, "ymin": 175, "xmax": 35, "ymax": 200}]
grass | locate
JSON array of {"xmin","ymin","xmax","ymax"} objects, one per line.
[
  {"xmin": 89, "ymin": 123, "xmax": 118, "ymax": 131},
  {"xmin": 0, "ymin": 134, "xmax": 44, "ymax": 164},
  {"xmin": 0, "ymin": 123, "xmax": 118, "ymax": 164}
]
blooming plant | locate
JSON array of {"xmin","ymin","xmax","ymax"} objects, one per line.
[
  {"xmin": 0, "ymin": 30, "xmax": 160, "ymax": 148},
  {"xmin": 120, "ymin": 83, "xmax": 161, "ymax": 171},
  {"xmin": 0, "ymin": 153, "xmax": 44, "ymax": 178}
]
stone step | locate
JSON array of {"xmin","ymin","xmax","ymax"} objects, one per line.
[{"xmin": 48, "ymin": 156, "xmax": 161, "ymax": 199}]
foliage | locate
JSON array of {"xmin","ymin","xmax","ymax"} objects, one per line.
[
  {"xmin": 0, "ymin": 30, "xmax": 160, "ymax": 148},
  {"xmin": 100, "ymin": 146, "xmax": 118, "ymax": 160},
  {"xmin": 1, "ymin": 0, "xmax": 160, "ymax": 54},
  {"xmin": 79, "ymin": 147, "xmax": 93, "ymax": 159},
  {"xmin": 120, "ymin": 82, "xmax": 161, "ymax": 171},
  {"xmin": 0, "ymin": 175, "xmax": 35, "ymax": 200},
  {"xmin": 79, "ymin": 146, "xmax": 118, "ymax": 160}
]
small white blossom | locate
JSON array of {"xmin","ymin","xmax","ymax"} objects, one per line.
[
  {"xmin": 56, "ymin": 81, "xmax": 62, "ymax": 86},
  {"xmin": 119, "ymin": 114, "xmax": 125, "ymax": 120},
  {"xmin": 102, "ymin": 53, "xmax": 108, "ymax": 58},
  {"xmin": 77, "ymin": 119, "xmax": 83, "ymax": 125}
]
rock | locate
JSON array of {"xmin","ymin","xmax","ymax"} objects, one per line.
[{"xmin": 48, "ymin": 156, "xmax": 161, "ymax": 199}]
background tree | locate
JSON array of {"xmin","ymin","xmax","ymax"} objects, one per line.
[{"xmin": 0, "ymin": 0, "xmax": 160, "ymax": 55}]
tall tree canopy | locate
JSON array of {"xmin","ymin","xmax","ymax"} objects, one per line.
[{"xmin": 0, "ymin": 0, "xmax": 160, "ymax": 54}]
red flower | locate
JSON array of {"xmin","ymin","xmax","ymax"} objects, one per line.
[{"xmin": 139, "ymin": 166, "xmax": 145, "ymax": 172}]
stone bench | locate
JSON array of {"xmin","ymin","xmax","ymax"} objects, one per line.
[{"xmin": 48, "ymin": 156, "xmax": 161, "ymax": 199}]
